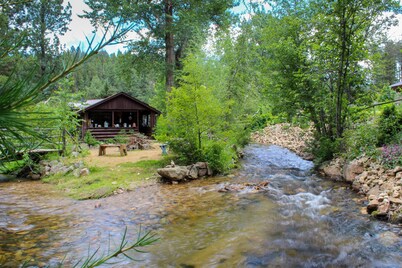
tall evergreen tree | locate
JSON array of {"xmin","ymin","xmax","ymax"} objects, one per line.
[
  {"xmin": 0, "ymin": 0, "xmax": 72, "ymax": 79},
  {"xmin": 82, "ymin": 0, "xmax": 237, "ymax": 92}
]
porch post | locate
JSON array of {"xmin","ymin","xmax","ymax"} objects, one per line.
[
  {"xmin": 112, "ymin": 111, "xmax": 115, "ymax": 127},
  {"xmin": 151, "ymin": 112, "xmax": 155, "ymax": 127},
  {"xmin": 82, "ymin": 112, "xmax": 88, "ymax": 139},
  {"xmin": 136, "ymin": 110, "xmax": 140, "ymax": 130}
]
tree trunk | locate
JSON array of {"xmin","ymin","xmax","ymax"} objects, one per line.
[
  {"xmin": 165, "ymin": 0, "xmax": 174, "ymax": 92},
  {"xmin": 40, "ymin": 1, "xmax": 47, "ymax": 77}
]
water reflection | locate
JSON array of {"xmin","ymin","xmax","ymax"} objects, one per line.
[{"xmin": 0, "ymin": 144, "xmax": 401, "ymax": 267}]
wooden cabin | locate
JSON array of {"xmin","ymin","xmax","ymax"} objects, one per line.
[{"xmin": 76, "ymin": 92, "xmax": 161, "ymax": 140}]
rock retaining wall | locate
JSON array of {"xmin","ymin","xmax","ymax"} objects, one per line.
[
  {"xmin": 36, "ymin": 160, "xmax": 90, "ymax": 179},
  {"xmin": 320, "ymin": 158, "xmax": 402, "ymax": 222}
]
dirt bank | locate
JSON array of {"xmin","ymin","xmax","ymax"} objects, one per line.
[
  {"xmin": 251, "ymin": 123, "xmax": 314, "ymax": 159},
  {"xmin": 83, "ymin": 142, "xmax": 163, "ymax": 167}
]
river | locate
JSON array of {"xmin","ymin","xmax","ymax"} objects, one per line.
[{"xmin": 0, "ymin": 144, "xmax": 401, "ymax": 267}]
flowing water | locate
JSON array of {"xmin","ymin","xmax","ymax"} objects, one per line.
[{"xmin": 1, "ymin": 144, "xmax": 401, "ymax": 267}]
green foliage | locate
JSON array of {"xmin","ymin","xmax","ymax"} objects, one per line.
[
  {"xmin": 83, "ymin": 0, "xmax": 237, "ymax": 92},
  {"xmin": 251, "ymin": 0, "xmax": 400, "ymax": 145},
  {"xmin": 342, "ymin": 123, "xmax": 380, "ymax": 160},
  {"xmin": 0, "ymin": 20, "xmax": 137, "ymax": 166},
  {"xmin": 84, "ymin": 131, "xmax": 99, "ymax": 147},
  {"xmin": 155, "ymin": 52, "xmax": 244, "ymax": 173},
  {"xmin": 377, "ymin": 105, "xmax": 402, "ymax": 146},
  {"xmin": 203, "ymin": 141, "xmax": 235, "ymax": 174},
  {"xmin": 246, "ymin": 109, "xmax": 283, "ymax": 132},
  {"xmin": 76, "ymin": 227, "xmax": 158, "ymax": 268},
  {"xmin": 310, "ymin": 136, "xmax": 341, "ymax": 164},
  {"xmin": 43, "ymin": 158, "xmax": 170, "ymax": 199}
]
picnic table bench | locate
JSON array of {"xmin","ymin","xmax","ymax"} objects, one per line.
[{"xmin": 98, "ymin": 144, "xmax": 127, "ymax": 156}]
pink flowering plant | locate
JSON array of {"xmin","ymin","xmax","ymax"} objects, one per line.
[{"xmin": 381, "ymin": 144, "xmax": 402, "ymax": 168}]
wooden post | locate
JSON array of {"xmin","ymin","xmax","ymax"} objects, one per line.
[
  {"xmin": 83, "ymin": 112, "xmax": 88, "ymax": 139},
  {"xmin": 62, "ymin": 128, "xmax": 66, "ymax": 156},
  {"xmin": 136, "ymin": 111, "xmax": 140, "ymax": 131}
]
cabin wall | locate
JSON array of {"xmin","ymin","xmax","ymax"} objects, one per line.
[{"xmin": 94, "ymin": 96, "xmax": 148, "ymax": 110}]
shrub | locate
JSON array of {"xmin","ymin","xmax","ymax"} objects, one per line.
[
  {"xmin": 203, "ymin": 141, "xmax": 236, "ymax": 174},
  {"xmin": 310, "ymin": 136, "xmax": 341, "ymax": 164},
  {"xmin": 84, "ymin": 131, "xmax": 99, "ymax": 146},
  {"xmin": 342, "ymin": 122, "xmax": 380, "ymax": 160},
  {"xmin": 377, "ymin": 105, "xmax": 402, "ymax": 146},
  {"xmin": 167, "ymin": 138, "xmax": 202, "ymax": 165}
]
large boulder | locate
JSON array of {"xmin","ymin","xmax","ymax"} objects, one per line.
[
  {"xmin": 157, "ymin": 166, "xmax": 189, "ymax": 182},
  {"xmin": 320, "ymin": 158, "xmax": 344, "ymax": 180},
  {"xmin": 343, "ymin": 159, "xmax": 364, "ymax": 183},
  {"xmin": 157, "ymin": 162, "xmax": 212, "ymax": 182}
]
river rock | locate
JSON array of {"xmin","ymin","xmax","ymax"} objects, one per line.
[
  {"xmin": 187, "ymin": 165, "xmax": 199, "ymax": 179},
  {"xmin": 80, "ymin": 168, "xmax": 90, "ymax": 177},
  {"xmin": 344, "ymin": 160, "xmax": 364, "ymax": 182},
  {"xmin": 393, "ymin": 166, "xmax": 402, "ymax": 173},
  {"xmin": 377, "ymin": 199, "xmax": 390, "ymax": 216},
  {"xmin": 367, "ymin": 199, "xmax": 379, "ymax": 214},
  {"xmin": 321, "ymin": 162, "xmax": 343, "ymax": 180},
  {"xmin": 0, "ymin": 174, "xmax": 13, "ymax": 182},
  {"xmin": 157, "ymin": 162, "xmax": 212, "ymax": 182},
  {"xmin": 218, "ymin": 181, "xmax": 270, "ymax": 193},
  {"xmin": 389, "ymin": 197, "xmax": 402, "ymax": 204},
  {"xmin": 157, "ymin": 166, "xmax": 190, "ymax": 182},
  {"xmin": 30, "ymin": 173, "xmax": 41, "ymax": 180},
  {"xmin": 194, "ymin": 162, "xmax": 212, "ymax": 177},
  {"xmin": 378, "ymin": 231, "xmax": 400, "ymax": 246},
  {"xmin": 367, "ymin": 185, "xmax": 380, "ymax": 197}
]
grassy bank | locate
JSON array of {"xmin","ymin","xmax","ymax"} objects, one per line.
[{"xmin": 42, "ymin": 158, "xmax": 170, "ymax": 200}]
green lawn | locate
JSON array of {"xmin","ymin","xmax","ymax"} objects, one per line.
[{"xmin": 42, "ymin": 159, "xmax": 171, "ymax": 200}]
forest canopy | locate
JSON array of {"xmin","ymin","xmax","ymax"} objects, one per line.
[{"xmin": 1, "ymin": 0, "xmax": 402, "ymax": 170}]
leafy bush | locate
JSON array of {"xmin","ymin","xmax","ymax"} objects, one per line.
[
  {"xmin": 342, "ymin": 122, "xmax": 380, "ymax": 160},
  {"xmin": 246, "ymin": 110, "xmax": 281, "ymax": 131},
  {"xmin": 203, "ymin": 141, "xmax": 236, "ymax": 174},
  {"xmin": 167, "ymin": 138, "xmax": 202, "ymax": 165},
  {"xmin": 310, "ymin": 136, "xmax": 341, "ymax": 164},
  {"xmin": 377, "ymin": 105, "xmax": 402, "ymax": 146},
  {"xmin": 84, "ymin": 131, "xmax": 99, "ymax": 146}
]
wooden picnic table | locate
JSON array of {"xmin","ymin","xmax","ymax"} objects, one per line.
[{"xmin": 98, "ymin": 144, "xmax": 127, "ymax": 156}]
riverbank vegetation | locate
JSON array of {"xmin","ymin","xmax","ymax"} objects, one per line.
[
  {"xmin": 42, "ymin": 157, "xmax": 170, "ymax": 200},
  {"xmin": 1, "ymin": 1, "xmax": 402, "ymax": 266},
  {"xmin": 1, "ymin": 1, "xmax": 401, "ymax": 189}
]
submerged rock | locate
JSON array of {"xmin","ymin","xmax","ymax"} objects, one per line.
[
  {"xmin": 0, "ymin": 174, "xmax": 13, "ymax": 182},
  {"xmin": 218, "ymin": 181, "xmax": 270, "ymax": 194}
]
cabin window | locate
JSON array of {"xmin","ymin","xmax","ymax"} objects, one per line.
[
  {"xmin": 89, "ymin": 112, "xmax": 111, "ymax": 128},
  {"xmin": 142, "ymin": 114, "xmax": 151, "ymax": 127}
]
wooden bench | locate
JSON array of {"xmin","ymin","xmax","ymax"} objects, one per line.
[{"xmin": 98, "ymin": 144, "xmax": 127, "ymax": 156}]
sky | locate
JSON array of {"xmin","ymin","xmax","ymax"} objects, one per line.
[
  {"xmin": 59, "ymin": 1, "xmax": 127, "ymax": 54},
  {"xmin": 59, "ymin": 1, "xmax": 402, "ymax": 54}
]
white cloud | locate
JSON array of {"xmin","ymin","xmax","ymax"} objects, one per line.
[
  {"xmin": 59, "ymin": 0, "xmax": 127, "ymax": 54},
  {"xmin": 388, "ymin": 13, "xmax": 402, "ymax": 41}
]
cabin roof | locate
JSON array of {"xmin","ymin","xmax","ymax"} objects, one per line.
[
  {"xmin": 391, "ymin": 81, "xmax": 402, "ymax": 88},
  {"xmin": 73, "ymin": 92, "xmax": 161, "ymax": 114}
]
